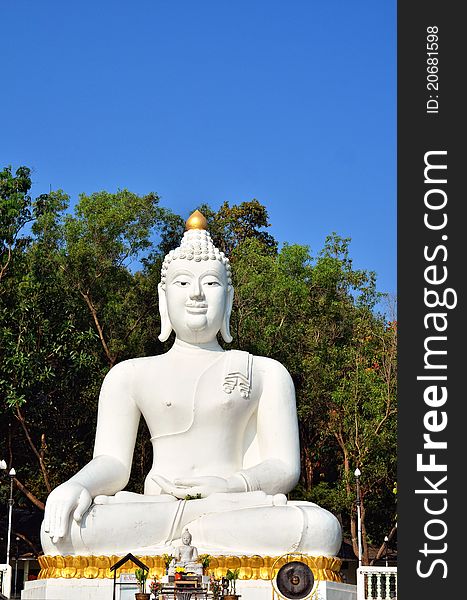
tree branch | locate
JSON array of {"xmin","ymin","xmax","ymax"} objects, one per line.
[
  {"xmin": 13, "ymin": 477, "xmax": 45, "ymax": 511},
  {"xmin": 374, "ymin": 408, "xmax": 397, "ymax": 436},
  {"xmin": 120, "ymin": 309, "xmax": 150, "ymax": 347},
  {"xmin": 370, "ymin": 523, "xmax": 397, "ymax": 565},
  {"xmin": 0, "ymin": 245, "xmax": 12, "ymax": 282},
  {"xmin": 15, "ymin": 405, "xmax": 51, "ymax": 492},
  {"xmin": 80, "ymin": 290, "xmax": 115, "ymax": 367},
  {"xmin": 13, "ymin": 530, "xmax": 42, "ymax": 557}
]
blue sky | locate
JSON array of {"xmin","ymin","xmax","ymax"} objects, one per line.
[{"xmin": 1, "ymin": 1, "xmax": 396, "ymax": 305}]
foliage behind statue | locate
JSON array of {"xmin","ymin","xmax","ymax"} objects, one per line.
[{"xmin": 0, "ymin": 166, "xmax": 396, "ymax": 563}]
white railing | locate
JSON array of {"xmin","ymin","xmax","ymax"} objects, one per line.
[
  {"xmin": 357, "ymin": 566, "xmax": 397, "ymax": 600},
  {"xmin": 0, "ymin": 563, "xmax": 12, "ymax": 599}
]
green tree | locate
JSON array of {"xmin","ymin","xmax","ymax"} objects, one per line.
[
  {"xmin": 1, "ymin": 185, "xmax": 168, "ymax": 522},
  {"xmin": 61, "ymin": 189, "xmax": 165, "ymax": 367},
  {"xmin": 0, "ymin": 189, "xmax": 102, "ymax": 511},
  {"xmin": 296, "ymin": 236, "xmax": 397, "ymax": 563},
  {"xmin": 208, "ymin": 199, "xmax": 277, "ymax": 256},
  {"xmin": 0, "ymin": 165, "xmax": 33, "ymax": 283},
  {"xmin": 230, "ymin": 234, "xmax": 397, "ymax": 563}
]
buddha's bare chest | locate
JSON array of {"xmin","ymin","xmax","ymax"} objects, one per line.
[{"xmin": 134, "ymin": 353, "xmax": 259, "ymax": 438}]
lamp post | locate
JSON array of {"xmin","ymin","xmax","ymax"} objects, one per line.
[
  {"xmin": 14, "ymin": 536, "xmax": 20, "ymax": 597},
  {"xmin": 6, "ymin": 467, "xmax": 16, "ymax": 567},
  {"xmin": 384, "ymin": 535, "xmax": 389, "ymax": 567},
  {"xmin": 1, "ymin": 460, "xmax": 8, "ymax": 564},
  {"xmin": 354, "ymin": 467, "xmax": 363, "ymax": 568}
]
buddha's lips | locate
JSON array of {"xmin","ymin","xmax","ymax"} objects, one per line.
[{"xmin": 185, "ymin": 302, "xmax": 208, "ymax": 314}]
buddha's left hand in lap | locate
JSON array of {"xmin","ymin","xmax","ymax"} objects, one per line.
[{"xmin": 153, "ymin": 473, "xmax": 246, "ymax": 499}]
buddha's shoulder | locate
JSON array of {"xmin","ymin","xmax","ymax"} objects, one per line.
[
  {"xmin": 247, "ymin": 354, "xmax": 295, "ymax": 396},
  {"xmin": 104, "ymin": 355, "xmax": 168, "ymax": 380},
  {"xmin": 227, "ymin": 351, "xmax": 292, "ymax": 381},
  {"xmin": 252, "ymin": 355, "xmax": 291, "ymax": 375}
]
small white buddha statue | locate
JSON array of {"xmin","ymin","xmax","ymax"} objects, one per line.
[
  {"xmin": 40, "ymin": 210, "xmax": 341, "ymax": 558},
  {"xmin": 168, "ymin": 529, "xmax": 203, "ymax": 576}
]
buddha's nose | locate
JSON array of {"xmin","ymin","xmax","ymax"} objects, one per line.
[{"xmin": 189, "ymin": 278, "xmax": 204, "ymax": 300}]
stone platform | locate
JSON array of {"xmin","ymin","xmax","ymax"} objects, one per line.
[
  {"xmin": 22, "ymin": 554, "xmax": 356, "ymax": 600},
  {"xmin": 22, "ymin": 578, "xmax": 357, "ymax": 600}
]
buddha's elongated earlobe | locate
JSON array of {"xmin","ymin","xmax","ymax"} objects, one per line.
[
  {"xmin": 158, "ymin": 283, "xmax": 173, "ymax": 342},
  {"xmin": 220, "ymin": 286, "xmax": 234, "ymax": 343}
]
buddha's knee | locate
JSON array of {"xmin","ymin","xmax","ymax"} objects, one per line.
[
  {"xmin": 40, "ymin": 502, "xmax": 179, "ymax": 556},
  {"xmin": 186, "ymin": 503, "xmax": 342, "ymax": 556},
  {"xmin": 290, "ymin": 502, "xmax": 342, "ymax": 556}
]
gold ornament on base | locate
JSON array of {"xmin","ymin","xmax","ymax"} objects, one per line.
[{"xmin": 38, "ymin": 554, "xmax": 342, "ymax": 582}]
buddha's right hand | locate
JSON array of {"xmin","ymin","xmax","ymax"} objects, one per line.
[{"xmin": 43, "ymin": 482, "xmax": 92, "ymax": 543}]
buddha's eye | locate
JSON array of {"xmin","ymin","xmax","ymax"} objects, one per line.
[
  {"xmin": 174, "ymin": 280, "xmax": 190, "ymax": 287},
  {"xmin": 205, "ymin": 280, "xmax": 220, "ymax": 287}
]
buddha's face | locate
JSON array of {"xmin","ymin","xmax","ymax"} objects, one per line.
[
  {"xmin": 182, "ymin": 531, "xmax": 192, "ymax": 545},
  {"xmin": 164, "ymin": 259, "xmax": 230, "ymax": 344}
]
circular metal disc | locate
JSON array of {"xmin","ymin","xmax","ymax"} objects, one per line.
[{"xmin": 276, "ymin": 561, "xmax": 314, "ymax": 599}]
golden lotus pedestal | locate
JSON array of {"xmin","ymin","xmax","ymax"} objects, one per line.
[{"xmin": 21, "ymin": 554, "xmax": 358, "ymax": 600}]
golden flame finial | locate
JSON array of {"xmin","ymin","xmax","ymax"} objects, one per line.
[{"xmin": 185, "ymin": 210, "xmax": 208, "ymax": 231}]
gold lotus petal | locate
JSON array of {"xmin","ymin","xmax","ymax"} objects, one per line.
[{"xmin": 38, "ymin": 554, "xmax": 342, "ymax": 582}]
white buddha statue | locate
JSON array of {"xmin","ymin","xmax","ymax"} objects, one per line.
[
  {"xmin": 168, "ymin": 528, "xmax": 203, "ymax": 576},
  {"xmin": 41, "ymin": 210, "xmax": 341, "ymax": 558}
]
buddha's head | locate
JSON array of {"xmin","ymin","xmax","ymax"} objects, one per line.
[
  {"xmin": 181, "ymin": 528, "xmax": 192, "ymax": 546},
  {"xmin": 158, "ymin": 210, "xmax": 234, "ymax": 344}
]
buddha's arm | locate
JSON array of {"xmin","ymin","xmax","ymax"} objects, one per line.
[
  {"xmin": 43, "ymin": 360, "xmax": 140, "ymax": 541},
  {"xmin": 238, "ymin": 357, "xmax": 301, "ymax": 495},
  {"xmin": 90, "ymin": 359, "xmax": 140, "ymax": 489}
]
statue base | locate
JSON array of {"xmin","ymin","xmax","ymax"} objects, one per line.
[
  {"xmin": 35, "ymin": 553, "xmax": 342, "ymax": 581},
  {"xmin": 22, "ymin": 578, "xmax": 357, "ymax": 600},
  {"xmin": 21, "ymin": 554, "xmax": 355, "ymax": 600}
]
